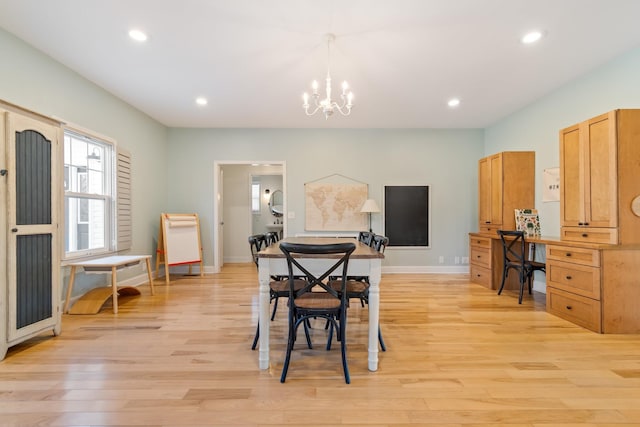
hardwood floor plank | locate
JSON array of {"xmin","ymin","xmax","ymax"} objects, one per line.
[{"xmin": 1, "ymin": 263, "xmax": 640, "ymax": 426}]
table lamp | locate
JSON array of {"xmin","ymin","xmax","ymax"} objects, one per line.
[{"xmin": 360, "ymin": 199, "xmax": 380, "ymax": 233}]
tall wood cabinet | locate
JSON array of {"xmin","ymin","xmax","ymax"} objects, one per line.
[
  {"xmin": 470, "ymin": 151, "xmax": 535, "ymax": 289},
  {"xmin": 559, "ymin": 109, "xmax": 640, "ymax": 244},
  {"xmin": 477, "ymin": 151, "xmax": 535, "ymax": 234},
  {"xmin": 547, "ymin": 109, "xmax": 640, "ymax": 333},
  {"xmin": 0, "ymin": 100, "xmax": 63, "ymax": 360}
]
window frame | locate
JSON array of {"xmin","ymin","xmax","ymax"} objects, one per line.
[
  {"xmin": 62, "ymin": 124, "xmax": 117, "ymax": 261},
  {"xmin": 251, "ymin": 182, "xmax": 261, "ymax": 214}
]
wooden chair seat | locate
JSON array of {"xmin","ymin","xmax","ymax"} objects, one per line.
[{"xmin": 295, "ymin": 292, "xmax": 341, "ymax": 310}]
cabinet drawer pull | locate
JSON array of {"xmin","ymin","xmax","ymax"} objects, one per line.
[
  {"xmin": 581, "ymin": 233, "xmax": 588, "ymax": 238},
  {"xmin": 485, "ymin": 221, "xmax": 491, "ymax": 224},
  {"xmin": 565, "ymin": 253, "xmax": 572, "ymax": 257},
  {"xmin": 566, "ymin": 305, "xmax": 572, "ymax": 310},
  {"xmin": 565, "ymin": 275, "xmax": 572, "ymax": 280}
]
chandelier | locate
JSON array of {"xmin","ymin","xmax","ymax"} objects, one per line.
[{"xmin": 302, "ymin": 33, "xmax": 354, "ymax": 119}]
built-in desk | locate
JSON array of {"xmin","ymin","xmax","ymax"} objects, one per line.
[
  {"xmin": 469, "ymin": 233, "xmax": 562, "ymax": 291},
  {"xmin": 469, "ymin": 232, "xmax": 640, "ymax": 333}
]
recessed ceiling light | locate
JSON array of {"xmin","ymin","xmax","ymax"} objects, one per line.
[
  {"xmin": 447, "ymin": 98, "xmax": 460, "ymax": 108},
  {"xmin": 195, "ymin": 97, "xmax": 208, "ymax": 106},
  {"xmin": 521, "ymin": 30, "xmax": 543, "ymax": 44},
  {"xmin": 128, "ymin": 29, "xmax": 148, "ymax": 42}
]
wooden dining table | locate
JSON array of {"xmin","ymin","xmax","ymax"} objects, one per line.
[{"xmin": 256, "ymin": 237, "xmax": 384, "ymax": 372}]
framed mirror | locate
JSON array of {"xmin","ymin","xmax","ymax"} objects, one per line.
[{"xmin": 269, "ymin": 190, "xmax": 283, "ymax": 216}]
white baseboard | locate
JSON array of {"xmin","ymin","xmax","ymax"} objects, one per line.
[{"xmin": 382, "ymin": 265, "xmax": 470, "ymax": 274}]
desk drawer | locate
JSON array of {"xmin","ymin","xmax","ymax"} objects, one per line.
[
  {"xmin": 470, "ymin": 236, "xmax": 491, "ymax": 249},
  {"xmin": 470, "ymin": 246, "xmax": 491, "ymax": 268},
  {"xmin": 547, "ymin": 287, "xmax": 601, "ymax": 333},
  {"xmin": 547, "ymin": 260, "xmax": 601, "ymax": 299},
  {"xmin": 561, "ymin": 227, "xmax": 618, "ymax": 245},
  {"xmin": 470, "ymin": 264, "xmax": 491, "ymax": 288},
  {"xmin": 477, "ymin": 224, "xmax": 500, "ymax": 235},
  {"xmin": 546, "ymin": 245, "xmax": 600, "ymax": 267}
]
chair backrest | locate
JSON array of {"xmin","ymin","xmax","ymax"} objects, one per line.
[
  {"xmin": 265, "ymin": 231, "xmax": 279, "ymax": 246},
  {"xmin": 497, "ymin": 230, "xmax": 527, "ymax": 267},
  {"xmin": 248, "ymin": 234, "xmax": 267, "ymax": 269},
  {"xmin": 279, "ymin": 242, "xmax": 356, "ymax": 301},
  {"xmin": 372, "ymin": 235, "xmax": 389, "ymax": 253},
  {"xmin": 358, "ymin": 231, "xmax": 374, "ymax": 246}
]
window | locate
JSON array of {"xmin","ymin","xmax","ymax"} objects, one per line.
[
  {"xmin": 63, "ymin": 128, "xmax": 116, "ymax": 259},
  {"xmin": 251, "ymin": 183, "xmax": 260, "ymax": 213}
]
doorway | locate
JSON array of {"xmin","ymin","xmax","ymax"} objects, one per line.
[
  {"xmin": 251, "ymin": 174, "xmax": 283, "ymax": 237},
  {"xmin": 213, "ymin": 161, "xmax": 285, "ymax": 272}
]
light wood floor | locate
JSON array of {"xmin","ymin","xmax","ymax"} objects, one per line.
[{"xmin": 2, "ymin": 263, "xmax": 640, "ymax": 426}]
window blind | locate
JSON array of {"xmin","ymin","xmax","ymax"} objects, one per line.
[{"xmin": 116, "ymin": 147, "xmax": 132, "ymax": 251}]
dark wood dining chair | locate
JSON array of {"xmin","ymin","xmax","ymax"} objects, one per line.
[
  {"xmin": 497, "ymin": 230, "xmax": 546, "ymax": 304},
  {"xmin": 279, "ymin": 241, "xmax": 356, "ymax": 383},
  {"xmin": 371, "ymin": 234, "xmax": 389, "ymax": 253},
  {"xmin": 264, "ymin": 231, "xmax": 279, "ymax": 246},
  {"xmin": 329, "ymin": 234, "xmax": 388, "ymax": 351},
  {"xmin": 249, "ymin": 235, "xmax": 305, "ymax": 350},
  {"xmin": 358, "ymin": 231, "xmax": 375, "ymax": 246}
]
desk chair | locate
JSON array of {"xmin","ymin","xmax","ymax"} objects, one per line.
[
  {"xmin": 497, "ymin": 230, "xmax": 546, "ymax": 304},
  {"xmin": 279, "ymin": 241, "xmax": 356, "ymax": 383}
]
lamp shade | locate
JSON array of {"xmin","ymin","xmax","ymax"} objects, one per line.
[{"xmin": 360, "ymin": 199, "xmax": 380, "ymax": 213}]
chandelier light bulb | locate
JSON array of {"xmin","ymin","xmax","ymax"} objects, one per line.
[{"xmin": 302, "ymin": 33, "xmax": 354, "ymax": 119}]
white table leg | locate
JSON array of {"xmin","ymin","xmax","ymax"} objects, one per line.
[
  {"xmin": 258, "ymin": 257, "xmax": 271, "ymax": 369},
  {"xmin": 367, "ymin": 259, "xmax": 381, "ymax": 371}
]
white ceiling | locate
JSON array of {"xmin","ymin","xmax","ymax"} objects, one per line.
[{"xmin": 1, "ymin": 0, "xmax": 640, "ymax": 129}]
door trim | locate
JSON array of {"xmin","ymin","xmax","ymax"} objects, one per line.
[{"xmin": 213, "ymin": 161, "xmax": 286, "ymax": 273}]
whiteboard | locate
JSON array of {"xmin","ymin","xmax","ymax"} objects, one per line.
[{"xmin": 162, "ymin": 214, "xmax": 202, "ymax": 265}]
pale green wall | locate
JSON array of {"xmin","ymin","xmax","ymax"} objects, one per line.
[
  {"xmin": 3, "ymin": 21, "xmax": 640, "ymax": 282},
  {"xmin": 484, "ymin": 47, "xmax": 640, "ymax": 237},
  {"xmin": 167, "ymin": 128, "xmax": 484, "ymax": 269},
  {"xmin": 0, "ymin": 28, "xmax": 168, "ymax": 296}
]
